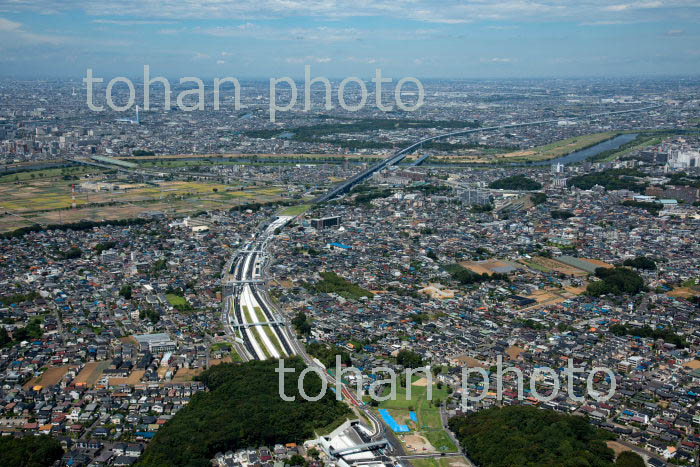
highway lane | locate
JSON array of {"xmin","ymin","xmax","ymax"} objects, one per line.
[
  {"xmin": 315, "ymin": 104, "xmax": 661, "ymax": 202},
  {"xmin": 219, "ymin": 104, "xmax": 662, "ymax": 450}
]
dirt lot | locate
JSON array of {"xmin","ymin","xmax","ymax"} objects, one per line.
[
  {"xmin": 668, "ymin": 287, "xmax": 700, "ymax": 299},
  {"xmin": 171, "ymin": 368, "xmax": 203, "ymax": 383},
  {"xmin": 404, "ymin": 433, "xmax": 435, "ymax": 453},
  {"xmin": 23, "ymin": 365, "xmax": 76, "ymax": 390},
  {"xmin": 108, "ymin": 370, "xmax": 146, "ymax": 386},
  {"xmin": 74, "ymin": 361, "xmax": 111, "ymax": 387},
  {"xmin": 413, "ymin": 377, "xmax": 430, "ymax": 387},
  {"xmin": 459, "ymin": 259, "xmax": 516, "ymax": 275},
  {"xmin": 528, "ymin": 257, "xmax": 589, "ymax": 277}
]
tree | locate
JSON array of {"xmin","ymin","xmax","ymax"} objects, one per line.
[
  {"xmin": 0, "ymin": 327, "xmax": 12, "ymax": 348},
  {"xmin": 138, "ymin": 359, "xmax": 349, "ymax": 467},
  {"xmin": 489, "ymin": 175, "xmax": 542, "ymax": 191},
  {"xmin": 622, "ymin": 257, "xmax": 656, "ymax": 270},
  {"xmin": 615, "ymin": 451, "xmax": 645, "ymax": 467},
  {"xmin": 119, "ymin": 285, "xmax": 133, "ymax": 300},
  {"xmin": 289, "ymin": 454, "xmax": 306, "ymax": 466},
  {"xmin": 396, "ymin": 350, "xmax": 424, "ymax": 369},
  {"xmin": 449, "ymin": 406, "xmax": 615, "ymax": 467},
  {"xmin": 587, "ymin": 267, "xmax": 644, "ymax": 297},
  {"xmin": 0, "ymin": 435, "xmax": 63, "ymax": 467}
]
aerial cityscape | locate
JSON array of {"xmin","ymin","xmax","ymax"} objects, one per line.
[{"xmin": 0, "ymin": 1, "xmax": 699, "ymax": 467}]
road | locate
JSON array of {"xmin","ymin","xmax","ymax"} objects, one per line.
[
  {"xmin": 219, "ymin": 102, "xmax": 661, "ymax": 462},
  {"xmin": 315, "ymin": 104, "xmax": 661, "ymax": 202}
]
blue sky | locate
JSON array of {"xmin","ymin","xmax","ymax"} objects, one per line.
[{"xmin": 0, "ymin": 0, "xmax": 699, "ymax": 78}]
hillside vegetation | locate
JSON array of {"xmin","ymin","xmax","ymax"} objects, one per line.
[
  {"xmin": 449, "ymin": 406, "xmax": 617, "ymax": 467},
  {"xmin": 138, "ymin": 358, "xmax": 350, "ymax": 467}
]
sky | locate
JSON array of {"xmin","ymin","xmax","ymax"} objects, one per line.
[{"xmin": 0, "ymin": 0, "xmax": 699, "ymax": 79}]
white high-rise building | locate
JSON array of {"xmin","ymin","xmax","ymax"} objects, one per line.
[{"xmin": 667, "ymin": 149, "xmax": 699, "ymax": 169}]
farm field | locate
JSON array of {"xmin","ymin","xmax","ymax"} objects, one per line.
[
  {"xmin": 0, "ymin": 172, "xmax": 285, "ymax": 232},
  {"xmin": 458, "ymin": 259, "xmax": 519, "ymax": 275},
  {"xmin": 522, "ymin": 256, "xmax": 589, "ymax": 277},
  {"xmin": 279, "ymin": 204, "xmax": 312, "ymax": 216}
]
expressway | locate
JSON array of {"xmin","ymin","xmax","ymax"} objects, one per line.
[
  {"xmin": 222, "ymin": 216, "xmax": 297, "ymax": 361},
  {"xmin": 220, "ymin": 103, "xmax": 660, "ymax": 451},
  {"xmin": 221, "ymin": 216, "xmax": 389, "ymax": 442},
  {"xmin": 315, "ymin": 104, "xmax": 661, "ymax": 202}
]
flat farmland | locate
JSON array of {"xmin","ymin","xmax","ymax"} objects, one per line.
[
  {"xmin": 0, "ymin": 175, "xmax": 285, "ymax": 232},
  {"xmin": 523, "ymin": 256, "xmax": 589, "ymax": 277}
]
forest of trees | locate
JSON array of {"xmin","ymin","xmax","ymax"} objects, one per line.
[
  {"xmin": 489, "ymin": 175, "xmax": 542, "ymax": 191},
  {"xmin": 0, "ymin": 435, "xmax": 64, "ymax": 467},
  {"xmin": 396, "ymin": 349, "xmax": 424, "ymax": 368},
  {"xmin": 138, "ymin": 359, "xmax": 350, "ymax": 467},
  {"xmin": 568, "ymin": 169, "xmax": 646, "ymax": 192},
  {"xmin": 586, "ymin": 267, "xmax": 645, "ymax": 297},
  {"xmin": 551, "ymin": 210, "xmax": 575, "ymax": 219},
  {"xmin": 448, "ymin": 406, "xmax": 619, "ymax": 467},
  {"xmin": 444, "ymin": 264, "xmax": 509, "ymax": 285},
  {"xmin": 0, "ymin": 218, "xmax": 150, "ymax": 240},
  {"xmin": 622, "ymin": 256, "xmax": 657, "ymax": 270}
]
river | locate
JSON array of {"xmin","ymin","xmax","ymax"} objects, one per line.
[{"xmin": 532, "ymin": 133, "xmax": 639, "ymax": 166}]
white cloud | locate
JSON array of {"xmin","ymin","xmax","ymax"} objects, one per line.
[
  {"xmin": 92, "ymin": 19, "xmax": 175, "ymax": 25},
  {"xmin": 5, "ymin": 0, "xmax": 700, "ymax": 23},
  {"xmin": 481, "ymin": 57, "xmax": 514, "ymax": 63},
  {"xmin": 0, "ymin": 16, "xmax": 66, "ymax": 44},
  {"xmin": 285, "ymin": 55, "xmax": 332, "ymax": 64},
  {"xmin": 665, "ymin": 28, "xmax": 685, "ymax": 35},
  {"xmin": 0, "ymin": 17, "xmax": 21, "ymax": 31}
]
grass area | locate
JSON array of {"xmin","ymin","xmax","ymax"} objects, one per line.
[
  {"xmin": 495, "ymin": 132, "xmax": 618, "ymax": 163},
  {"xmin": 166, "ymin": 294, "xmax": 188, "ymax": 307},
  {"xmin": 279, "ymin": 204, "xmax": 312, "ymax": 216},
  {"xmin": 520, "ymin": 259, "xmax": 553, "ymax": 273},
  {"xmin": 424, "ymin": 429, "xmax": 458, "ymax": 452},
  {"xmin": 374, "ymin": 375, "xmax": 457, "ymax": 453},
  {"xmin": 410, "ymin": 456, "xmax": 466, "ymax": 467},
  {"xmin": 0, "ymin": 166, "xmax": 100, "ymax": 183}
]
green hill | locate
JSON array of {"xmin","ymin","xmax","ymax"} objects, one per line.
[
  {"xmin": 138, "ymin": 358, "xmax": 350, "ymax": 467},
  {"xmin": 449, "ymin": 406, "xmax": 616, "ymax": 467}
]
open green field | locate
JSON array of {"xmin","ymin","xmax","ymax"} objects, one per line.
[
  {"xmin": 496, "ymin": 132, "xmax": 618, "ymax": 163},
  {"xmin": 0, "ymin": 167, "xmax": 286, "ymax": 232},
  {"xmin": 279, "ymin": 204, "xmax": 312, "ymax": 216},
  {"xmin": 410, "ymin": 456, "xmax": 470, "ymax": 467},
  {"xmin": 166, "ymin": 294, "xmax": 188, "ymax": 307},
  {"xmin": 374, "ymin": 375, "xmax": 457, "ymax": 453}
]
